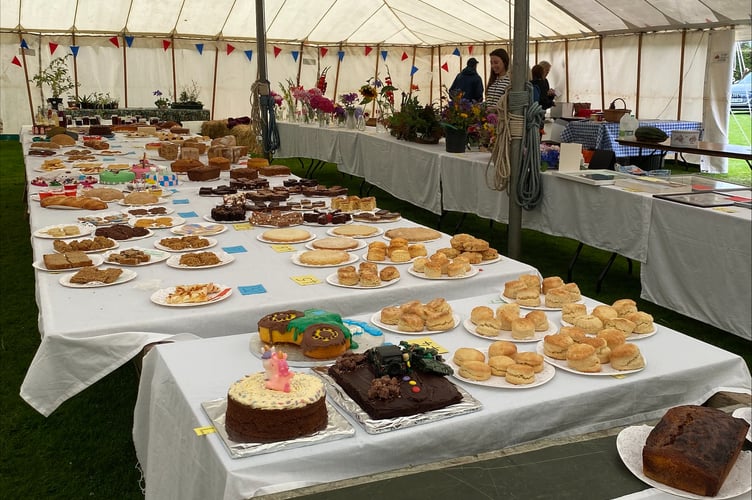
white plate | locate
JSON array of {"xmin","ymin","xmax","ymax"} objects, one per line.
[
  {"xmin": 166, "ymin": 251, "xmax": 235, "ymax": 269},
  {"xmin": 446, "ymin": 354, "xmax": 556, "ymax": 389},
  {"xmin": 95, "ymin": 228, "xmax": 155, "ymax": 242},
  {"xmin": 33, "ymin": 224, "xmax": 94, "ymax": 239},
  {"xmin": 360, "ymin": 252, "xmax": 418, "ymax": 265},
  {"xmin": 732, "ymin": 407, "xmax": 752, "ymax": 441},
  {"xmin": 325, "ymin": 272, "xmax": 401, "ymax": 289},
  {"xmin": 128, "ymin": 215, "xmax": 186, "ymax": 229},
  {"xmin": 150, "ymin": 284, "xmax": 233, "ymax": 307},
  {"xmin": 154, "ymin": 237, "xmax": 218, "ymax": 253},
  {"xmin": 202, "ymin": 214, "xmax": 250, "ymax": 225},
  {"xmin": 102, "ymin": 247, "xmax": 170, "ymax": 266},
  {"xmin": 408, "ymin": 265, "xmax": 479, "ymax": 280},
  {"xmin": 499, "ymin": 291, "xmax": 583, "ymax": 311},
  {"xmin": 77, "ymin": 211, "xmax": 130, "ymax": 227},
  {"xmin": 478, "ymin": 255, "xmax": 502, "ymax": 265},
  {"xmin": 170, "ymin": 223, "xmax": 227, "ymax": 236},
  {"xmin": 616, "ymin": 425, "xmax": 751, "ymax": 500},
  {"xmin": 462, "ymin": 317, "xmax": 557, "ymax": 343},
  {"xmin": 59, "ymin": 268, "xmax": 138, "ymax": 288},
  {"xmin": 305, "ymin": 238, "xmax": 366, "ymax": 252},
  {"xmin": 535, "ymin": 341, "xmax": 646, "ymax": 376},
  {"xmin": 383, "ymin": 233, "xmax": 441, "ymax": 243},
  {"xmin": 121, "ymin": 205, "xmax": 175, "ymax": 216},
  {"xmin": 350, "ymin": 213, "xmax": 402, "ymax": 224},
  {"xmin": 326, "ymin": 226, "xmax": 383, "ymax": 239},
  {"xmin": 561, "ymin": 316, "xmax": 658, "ymax": 339},
  {"xmin": 370, "ymin": 312, "xmax": 461, "ymax": 335},
  {"xmin": 256, "ymin": 232, "xmax": 315, "ymax": 244},
  {"xmin": 118, "ymin": 198, "xmax": 169, "ymax": 206},
  {"xmin": 53, "ymin": 240, "xmax": 119, "ymax": 254},
  {"xmin": 33, "ymin": 253, "xmax": 105, "ymax": 272},
  {"xmin": 291, "ymin": 251, "xmax": 359, "ymax": 268}
]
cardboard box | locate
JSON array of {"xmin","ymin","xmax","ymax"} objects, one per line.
[{"xmin": 670, "ymin": 130, "xmax": 699, "ymax": 147}]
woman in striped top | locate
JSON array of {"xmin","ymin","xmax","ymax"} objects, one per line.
[{"xmin": 485, "ymin": 48, "xmax": 511, "ymax": 107}]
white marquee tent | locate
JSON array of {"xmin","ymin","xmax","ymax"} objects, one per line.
[{"xmin": 1, "ymin": 0, "xmax": 750, "ymax": 148}]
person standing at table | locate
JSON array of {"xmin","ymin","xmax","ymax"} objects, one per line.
[
  {"xmin": 531, "ymin": 64, "xmax": 555, "ymax": 110},
  {"xmin": 449, "ymin": 57, "xmax": 484, "ymax": 102},
  {"xmin": 485, "ymin": 48, "xmax": 511, "ymax": 107}
]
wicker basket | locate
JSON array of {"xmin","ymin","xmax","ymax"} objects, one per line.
[{"xmin": 604, "ymin": 98, "xmax": 631, "ymax": 122}]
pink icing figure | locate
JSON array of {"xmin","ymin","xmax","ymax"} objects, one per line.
[{"xmin": 265, "ymin": 351, "xmax": 294, "ymax": 392}]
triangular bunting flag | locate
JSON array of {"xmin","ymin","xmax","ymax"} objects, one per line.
[
  {"xmin": 291, "ymin": 50, "xmax": 299, "ymax": 62},
  {"xmin": 20, "ymin": 39, "xmax": 29, "ymax": 49},
  {"xmin": 226, "ymin": 44, "xmax": 235, "ymax": 55},
  {"xmin": 441, "ymin": 62, "xmax": 449, "ymax": 72},
  {"xmin": 162, "ymin": 40, "xmax": 171, "ymax": 51},
  {"xmin": 364, "ymin": 46, "xmax": 372, "ymax": 56},
  {"xmin": 109, "ymin": 36, "xmax": 120, "ymax": 48},
  {"xmin": 401, "ymin": 51, "xmax": 408, "ymax": 61},
  {"xmin": 468, "ymin": 45, "xmax": 474, "ymax": 54},
  {"xmin": 11, "ymin": 56, "xmax": 21, "ymax": 67},
  {"xmin": 273, "ymin": 46, "xmax": 282, "ymax": 58},
  {"xmin": 244, "ymin": 50, "xmax": 253, "ymax": 61},
  {"xmin": 381, "ymin": 50, "xmax": 388, "ymax": 61},
  {"xmin": 337, "ymin": 50, "xmax": 345, "ymax": 62},
  {"xmin": 70, "ymin": 45, "xmax": 80, "ymax": 57},
  {"xmin": 411, "ymin": 65, "xmax": 419, "ymax": 76},
  {"xmin": 320, "ymin": 47, "xmax": 328, "ymax": 57},
  {"xmin": 452, "ymin": 48, "xmax": 461, "ymax": 56},
  {"xmin": 195, "ymin": 43, "xmax": 204, "ymax": 55},
  {"xmin": 49, "ymin": 42, "xmax": 58, "ymax": 55},
  {"xmin": 125, "ymin": 36, "xmax": 134, "ymax": 48}
]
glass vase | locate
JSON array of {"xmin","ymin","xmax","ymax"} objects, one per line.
[{"xmin": 345, "ymin": 109, "xmax": 356, "ymax": 129}]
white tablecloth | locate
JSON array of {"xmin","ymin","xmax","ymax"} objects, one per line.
[
  {"xmin": 19, "ymin": 129, "xmax": 537, "ymax": 416},
  {"xmin": 132, "ymin": 293, "xmax": 751, "ymax": 500}
]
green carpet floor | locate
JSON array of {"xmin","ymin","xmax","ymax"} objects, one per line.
[{"xmin": 1, "ymin": 140, "xmax": 749, "ymax": 498}]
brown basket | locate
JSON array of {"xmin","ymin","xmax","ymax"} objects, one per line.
[{"xmin": 603, "ymin": 98, "xmax": 630, "ymax": 122}]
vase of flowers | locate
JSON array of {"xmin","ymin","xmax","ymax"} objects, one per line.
[
  {"xmin": 359, "ymin": 71, "xmax": 397, "ymax": 129},
  {"xmin": 440, "ymin": 90, "xmax": 487, "ymax": 153},
  {"xmin": 153, "ymin": 90, "xmax": 170, "ymax": 109}
]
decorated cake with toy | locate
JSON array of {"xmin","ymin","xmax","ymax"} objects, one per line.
[{"xmin": 257, "ymin": 309, "xmax": 356, "ymax": 360}]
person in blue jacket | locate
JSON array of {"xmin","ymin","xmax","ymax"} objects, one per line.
[
  {"xmin": 531, "ymin": 62, "xmax": 555, "ymax": 109},
  {"xmin": 449, "ymin": 57, "xmax": 484, "ymax": 102}
]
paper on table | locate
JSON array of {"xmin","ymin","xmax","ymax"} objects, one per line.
[{"xmin": 559, "ymin": 143, "xmax": 583, "ymax": 172}]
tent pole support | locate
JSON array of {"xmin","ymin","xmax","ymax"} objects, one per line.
[
  {"xmin": 636, "ymin": 33, "xmax": 643, "ymax": 118},
  {"xmin": 19, "ymin": 32, "xmax": 34, "ymax": 127},
  {"xmin": 123, "ymin": 35, "xmax": 129, "ymax": 107},
  {"xmin": 598, "ymin": 35, "xmax": 604, "ymax": 111}
]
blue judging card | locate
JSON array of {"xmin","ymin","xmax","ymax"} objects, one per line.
[
  {"xmin": 222, "ymin": 246, "xmax": 247, "ymax": 254},
  {"xmin": 172, "ymin": 199, "xmax": 190, "ymax": 204},
  {"xmin": 239, "ymin": 285, "xmax": 267, "ymax": 295},
  {"xmin": 178, "ymin": 211, "xmax": 199, "ymax": 218}
]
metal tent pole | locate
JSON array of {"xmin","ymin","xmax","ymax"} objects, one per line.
[
  {"xmin": 507, "ymin": 0, "xmax": 529, "ymax": 260},
  {"xmin": 255, "ymin": 0, "xmax": 276, "ymax": 158}
]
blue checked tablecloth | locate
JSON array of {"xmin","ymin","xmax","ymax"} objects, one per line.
[{"xmin": 560, "ymin": 120, "xmax": 702, "ymax": 157}]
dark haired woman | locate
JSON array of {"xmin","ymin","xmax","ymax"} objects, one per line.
[{"xmin": 485, "ymin": 48, "xmax": 511, "ymax": 106}]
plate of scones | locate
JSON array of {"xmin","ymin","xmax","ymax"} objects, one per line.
[
  {"xmin": 447, "ymin": 345, "xmax": 555, "ymax": 389},
  {"xmin": 371, "ymin": 298, "xmax": 459, "ymax": 334},
  {"xmin": 326, "ymin": 263, "xmax": 401, "ymax": 289},
  {"xmin": 536, "ymin": 338, "xmax": 646, "ymax": 376}
]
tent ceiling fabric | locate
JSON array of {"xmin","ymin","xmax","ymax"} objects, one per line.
[{"xmin": 1, "ymin": 0, "xmax": 749, "ymax": 44}]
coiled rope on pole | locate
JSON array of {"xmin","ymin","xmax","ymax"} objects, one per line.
[
  {"xmin": 250, "ymin": 80, "xmax": 281, "ymax": 157},
  {"xmin": 510, "ymin": 84, "xmax": 546, "ymax": 210}
]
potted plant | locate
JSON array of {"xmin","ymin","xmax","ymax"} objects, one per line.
[
  {"xmin": 171, "ymin": 81, "xmax": 204, "ymax": 109},
  {"xmin": 386, "ymin": 93, "xmax": 443, "ymax": 144},
  {"xmin": 153, "ymin": 90, "xmax": 170, "ymax": 109},
  {"xmin": 31, "ymin": 55, "xmax": 78, "ymax": 110}
]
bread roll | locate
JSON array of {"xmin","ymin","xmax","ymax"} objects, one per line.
[
  {"xmin": 458, "ymin": 360, "xmax": 492, "ymax": 381},
  {"xmin": 488, "ymin": 355, "xmax": 515, "ymax": 376},
  {"xmin": 488, "ymin": 340, "xmax": 517, "ymax": 358},
  {"xmin": 610, "ymin": 343, "xmax": 645, "ymax": 371},
  {"xmin": 505, "ymin": 363, "xmax": 535, "ymax": 385},
  {"xmin": 566, "ymin": 344, "xmax": 601, "ymax": 373},
  {"xmin": 452, "ymin": 347, "xmax": 485, "ymax": 366}
]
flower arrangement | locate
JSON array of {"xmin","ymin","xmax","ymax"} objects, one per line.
[
  {"xmin": 309, "ymin": 94, "xmax": 334, "ymax": 114},
  {"xmin": 339, "ymin": 92, "xmax": 359, "ymax": 111},
  {"xmin": 359, "ymin": 70, "xmax": 398, "ymax": 119},
  {"xmin": 153, "ymin": 90, "xmax": 170, "ymax": 108},
  {"xmin": 386, "ymin": 92, "xmax": 443, "ymax": 144},
  {"xmin": 440, "ymin": 90, "xmax": 485, "ymax": 132}
]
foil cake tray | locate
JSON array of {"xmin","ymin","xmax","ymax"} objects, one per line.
[
  {"xmin": 201, "ymin": 398, "xmax": 354, "ymax": 459},
  {"xmin": 312, "ymin": 367, "xmax": 482, "ymax": 434}
]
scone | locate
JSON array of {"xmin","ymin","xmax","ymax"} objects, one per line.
[
  {"xmin": 566, "ymin": 344, "xmax": 601, "ymax": 373},
  {"xmin": 624, "ymin": 311, "xmax": 654, "ymax": 334},
  {"xmin": 612, "ymin": 298, "xmax": 638, "ymax": 317},
  {"xmin": 561, "ymin": 302, "xmax": 588, "ymax": 324},
  {"xmin": 541, "ymin": 276, "xmax": 565, "ymax": 294},
  {"xmin": 488, "ymin": 355, "xmax": 516, "ymax": 376},
  {"xmin": 596, "ymin": 328, "xmax": 627, "ymax": 349},
  {"xmin": 505, "ymin": 363, "xmax": 535, "ymax": 385},
  {"xmin": 511, "ymin": 317, "xmax": 535, "ymax": 340},
  {"xmin": 458, "ymin": 360, "xmax": 492, "ymax": 381},
  {"xmin": 543, "ymin": 333, "xmax": 574, "ymax": 360},
  {"xmin": 453, "ymin": 347, "xmax": 485, "ymax": 366},
  {"xmin": 425, "ymin": 310, "xmax": 455, "ymax": 331},
  {"xmin": 358, "ymin": 270, "xmax": 381, "ymax": 287},
  {"xmin": 604, "ymin": 317, "xmax": 636, "ymax": 336},
  {"xmin": 578, "ymin": 336, "xmax": 611, "ymax": 364},
  {"xmin": 516, "ymin": 288, "xmax": 541, "ymax": 307},
  {"xmin": 525, "ymin": 310, "xmax": 549, "ymax": 331},
  {"xmin": 503, "ymin": 280, "xmax": 526, "ymax": 299},
  {"xmin": 573, "ymin": 314, "xmax": 603, "ymax": 335},
  {"xmin": 518, "ymin": 274, "xmax": 541, "ymax": 290},
  {"xmin": 337, "ymin": 266, "xmax": 359, "ymax": 286},
  {"xmin": 425, "ymin": 298, "xmax": 452, "ymax": 314},
  {"xmin": 488, "ymin": 340, "xmax": 517, "ymax": 358},
  {"xmin": 514, "ymin": 351, "xmax": 545, "ymax": 373},
  {"xmin": 470, "ymin": 306, "xmax": 495, "ymax": 325},
  {"xmin": 475, "ymin": 317, "xmax": 502, "ymax": 337},
  {"xmin": 379, "ymin": 266, "xmax": 400, "ymax": 281},
  {"xmin": 610, "ymin": 343, "xmax": 645, "ymax": 371},
  {"xmin": 397, "ymin": 313, "xmax": 425, "ymax": 333},
  {"xmin": 380, "ymin": 306, "xmax": 401, "ymax": 325}
]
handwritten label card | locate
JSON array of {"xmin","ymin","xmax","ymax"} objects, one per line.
[
  {"xmin": 407, "ymin": 337, "xmax": 449, "ymax": 354},
  {"xmin": 271, "ymin": 244, "xmax": 297, "ymax": 253},
  {"xmin": 232, "ymin": 222, "xmax": 252, "ymax": 231},
  {"xmin": 193, "ymin": 426, "xmax": 216, "ymax": 436},
  {"xmin": 291, "ymin": 275, "xmax": 322, "ymax": 286}
]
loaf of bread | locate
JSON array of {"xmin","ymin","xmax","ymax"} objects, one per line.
[
  {"xmin": 643, "ymin": 405, "xmax": 749, "ymax": 496},
  {"xmin": 40, "ymin": 196, "xmax": 107, "ymax": 210}
]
